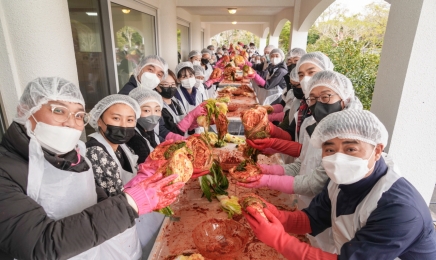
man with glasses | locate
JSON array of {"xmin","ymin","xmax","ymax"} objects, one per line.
[
  {"xmin": 0, "ymin": 77, "xmax": 183, "ymax": 259},
  {"xmin": 238, "ymin": 71, "xmax": 363, "ymax": 253}
]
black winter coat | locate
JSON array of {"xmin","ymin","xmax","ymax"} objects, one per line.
[
  {"xmin": 118, "ymin": 75, "xmax": 138, "ymax": 95},
  {"xmin": 0, "ymin": 122, "xmax": 138, "ymax": 260},
  {"xmin": 258, "ymin": 61, "xmax": 288, "ymax": 91}
]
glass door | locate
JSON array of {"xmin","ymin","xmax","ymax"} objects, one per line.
[
  {"xmin": 109, "ymin": 2, "xmax": 157, "ymax": 90},
  {"xmin": 177, "ymin": 22, "xmax": 190, "ymax": 62}
]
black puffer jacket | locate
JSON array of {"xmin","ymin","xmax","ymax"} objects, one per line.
[
  {"xmin": 258, "ymin": 61, "xmax": 288, "ymax": 90},
  {"xmin": 118, "ymin": 75, "xmax": 137, "ymax": 95},
  {"xmin": 0, "ymin": 122, "xmax": 138, "ymax": 260}
]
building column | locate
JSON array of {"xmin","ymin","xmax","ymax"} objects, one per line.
[
  {"xmin": 289, "ymin": 0, "xmax": 308, "ymax": 51},
  {"xmin": 0, "ymin": 0, "xmax": 78, "ymax": 124},
  {"xmin": 258, "ymin": 38, "xmax": 267, "ymax": 55},
  {"xmin": 370, "ymin": 0, "xmax": 436, "ymax": 204},
  {"xmin": 203, "ymin": 24, "xmax": 211, "ymax": 47},
  {"xmin": 190, "ymin": 15, "xmax": 202, "ymax": 51},
  {"xmin": 269, "ymin": 36, "xmax": 279, "ymax": 49},
  {"xmin": 158, "ymin": 0, "xmax": 178, "ymax": 70}
]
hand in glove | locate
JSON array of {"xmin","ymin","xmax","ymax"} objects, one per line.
[
  {"xmin": 124, "ymin": 173, "xmax": 184, "ymax": 215},
  {"xmin": 243, "ymin": 207, "xmax": 337, "ymax": 260},
  {"xmin": 236, "ymin": 174, "xmax": 295, "ymax": 194},
  {"xmin": 247, "ymin": 138, "xmax": 302, "ymax": 157},
  {"xmin": 259, "ymin": 164, "xmax": 285, "ymax": 176},
  {"xmin": 177, "ymin": 104, "xmax": 206, "ymax": 133},
  {"xmin": 205, "ymin": 75, "xmax": 223, "ymax": 87},
  {"xmin": 252, "ymin": 74, "xmax": 266, "ymax": 87},
  {"xmin": 268, "ymin": 112, "xmax": 285, "ymax": 122},
  {"xmin": 268, "ymin": 122, "xmax": 292, "ymax": 140}
]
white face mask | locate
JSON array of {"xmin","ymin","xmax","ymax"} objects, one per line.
[
  {"xmin": 300, "ymin": 76, "xmax": 312, "ymax": 94},
  {"xmin": 192, "ymin": 60, "xmax": 201, "ymax": 66},
  {"xmin": 181, "ymin": 77, "xmax": 196, "ymax": 89},
  {"xmin": 32, "ymin": 119, "xmax": 82, "ymax": 155},
  {"xmin": 271, "ymin": 57, "xmax": 282, "ymax": 65},
  {"xmin": 322, "ymin": 148, "xmax": 376, "ymax": 185},
  {"xmin": 255, "ymin": 60, "xmax": 261, "ymax": 64},
  {"xmin": 140, "ymin": 72, "xmax": 161, "ymax": 90},
  {"xmin": 195, "ymin": 79, "xmax": 203, "ymax": 85}
]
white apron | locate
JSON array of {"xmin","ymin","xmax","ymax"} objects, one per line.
[
  {"xmin": 27, "ymin": 136, "xmax": 141, "ymax": 259},
  {"xmin": 328, "ymin": 156, "xmax": 401, "ymax": 259},
  {"xmin": 281, "ymin": 88, "xmax": 295, "ymax": 112},
  {"xmin": 89, "ymin": 132, "xmax": 164, "ymax": 253},
  {"xmin": 176, "ymin": 88, "xmax": 204, "ymax": 134},
  {"xmin": 280, "ymin": 97, "xmax": 301, "ymax": 164},
  {"xmin": 163, "ymin": 99, "xmax": 189, "ymax": 137}
]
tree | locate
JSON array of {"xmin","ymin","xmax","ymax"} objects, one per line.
[{"xmin": 279, "ymin": 21, "xmax": 291, "ymax": 52}]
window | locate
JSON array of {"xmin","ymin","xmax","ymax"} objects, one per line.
[{"xmin": 177, "ymin": 20, "xmax": 190, "ymax": 62}]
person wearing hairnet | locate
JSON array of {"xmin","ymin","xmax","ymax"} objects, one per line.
[
  {"xmin": 215, "ymin": 47, "xmax": 223, "ymax": 61},
  {"xmin": 193, "ymin": 65, "xmax": 208, "ymax": 100},
  {"xmin": 287, "ymin": 47, "xmax": 307, "ymax": 72},
  {"xmin": 244, "ymin": 110, "xmax": 436, "ymax": 259},
  {"xmin": 241, "ymin": 71, "xmax": 363, "ymax": 253},
  {"xmin": 127, "ymin": 88, "xmax": 164, "ymax": 163},
  {"xmin": 188, "ymin": 50, "xmax": 202, "ymax": 67},
  {"xmin": 252, "ymin": 44, "xmax": 275, "ymax": 72},
  {"xmin": 119, "ymin": 55, "xmax": 169, "ymax": 94},
  {"xmin": 249, "ymin": 48, "xmax": 288, "ymax": 106},
  {"xmin": 0, "ymin": 77, "xmax": 182, "ymax": 259},
  {"xmin": 155, "ymin": 69, "xmax": 206, "ymax": 140},
  {"xmin": 200, "ymin": 48, "xmax": 214, "ymax": 81}
]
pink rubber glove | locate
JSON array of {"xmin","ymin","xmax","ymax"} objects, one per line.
[
  {"xmin": 268, "ymin": 112, "xmax": 285, "ymax": 122},
  {"xmin": 205, "ymin": 75, "xmax": 223, "ymax": 87},
  {"xmin": 237, "ymin": 175, "xmax": 295, "ymax": 194},
  {"xmin": 259, "ymin": 164, "xmax": 285, "ymax": 176},
  {"xmin": 272, "ymin": 104, "xmax": 284, "ymax": 113},
  {"xmin": 269, "ymin": 122, "xmax": 292, "ymax": 140},
  {"xmin": 124, "ymin": 159, "xmax": 167, "ymax": 188},
  {"xmin": 177, "ymin": 104, "xmax": 206, "ymax": 132},
  {"xmin": 247, "ymin": 138, "xmax": 301, "ymax": 157},
  {"xmin": 253, "ymin": 74, "xmax": 266, "ymax": 87},
  {"xmin": 124, "ymin": 173, "xmax": 184, "ymax": 215},
  {"xmin": 165, "ymin": 132, "xmax": 185, "ymax": 141},
  {"xmin": 243, "ymin": 208, "xmax": 337, "ymax": 260}
]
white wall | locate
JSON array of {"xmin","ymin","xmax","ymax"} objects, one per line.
[
  {"xmin": 0, "ymin": 0, "xmax": 78, "ymax": 124},
  {"xmin": 371, "ymin": 0, "xmax": 436, "ymax": 204}
]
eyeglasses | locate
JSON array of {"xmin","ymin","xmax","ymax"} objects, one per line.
[
  {"xmin": 306, "ymin": 94, "xmax": 339, "ymax": 106},
  {"xmin": 159, "ymin": 84, "xmax": 177, "ymax": 88},
  {"xmin": 48, "ymin": 104, "xmax": 90, "ymax": 126}
]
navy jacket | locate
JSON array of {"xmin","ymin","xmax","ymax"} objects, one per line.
[
  {"xmin": 118, "ymin": 75, "xmax": 137, "ymax": 95},
  {"xmin": 303, "ymin": 158, "xmax": 436, "ymax": 259}
]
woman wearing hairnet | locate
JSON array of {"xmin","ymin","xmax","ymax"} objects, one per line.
[
  {"xmin": 243, "ymin": 110, "xmax": 436, "ymax": 260},
  {"xmin": 241, "ymin": 71, "xmax": 363, "ymax": 253},
  {"xmin": 249, "ymin": 48, "xmax": 289, "ymax": 106},
  {"xmin": 86, "ymin": 94, "xmax": 182, "ymax": 256},
  {"xmin": 200, "ymin": 48, "xmax": 214, "ymax": 81},
  {"xmin": 127, "ymin": 88, "xmax": 164, "ymax": 163},
  {"xmin": 174, "ymin": 62, "xmax": 205, "ymax": 134},
  {"xmin": 154, "ymin": 69, "xmax": 206, "ymax": 141},
  {"xmin": 193, "ymin": 65, "xmax": 208, "ymax": 100},
  {"xmin": 188, "ymin": 50, "xmax": 202, "ymax": 67},
  {"xmin": 119, "ymin": 55, "xmax": 169, "ymax": 94},
  {"xmin": 0, "ymin": 77, "xmax": 182, "ymax": 259}
]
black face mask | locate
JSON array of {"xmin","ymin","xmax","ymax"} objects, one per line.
[
  {"xmin": 311, "ymin": 100, "xmax": 343, "ymax": 123},
  {"xmin": 293, "ymin": 87, "xmax": 305, "ymax": 100},
  {"xmin": 201, "ymin": 58, "xmax": 209, "ymax": 65},
  {"xmin": 287, "ymin": 63, "xmax": 296, "ymax": 72},
  {"xmin": 158, "ymin": 86, "xmax": 177, "ymax": 99},
  {"xmin": 100, "ymin": 119, "xmax": 135, "ymax": 144}
]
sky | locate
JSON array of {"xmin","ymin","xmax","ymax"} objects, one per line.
[{"xmin": 334, "ymin": 0, "xmax": 389, "ymax": 15}]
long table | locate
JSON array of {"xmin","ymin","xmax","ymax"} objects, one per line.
[{"xmin": 148, "ymin": 144, "xmax": 298, "ymax": 260}]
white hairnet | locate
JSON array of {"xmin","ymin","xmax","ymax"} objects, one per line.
[
  {"xmin": 134, "ymin": 55, "xmax": 169, "ymax": 80},
  {"xmin": 201, "ymin": 48, "xmax": 212, "ymax": 57},
  {"xmin": 193, "ymin": 65, "xmax": 205, "ymax": 77},
  {"xmin": 14, "ymin": 77, "xmax": 85, "ymax": 125},
  {"xmin": 89, "ymin": 94, "xmax": 140, "ymax": 130},
  {"xmin": 289, "ymin": 48, "xmax": 306, "ymax": 58},
  {"xmin": 207, "ymin": 45, "xmax": 215, "ymax": 50},
  {"xmin": 270, "ymin": 48, "xmax": 284, "ymax": 61},
  {"xmin": 175, "ymin": 62, "xmax": 194, "ymax": 77},
  {"xmin": 290, "ymin": 68, "xmax": 299, "ymax": 82},
  {"xmin": 129, "ymin": 88, "xmax": 163, "ymax": 108},
  {"xmin": 310, "ymin": 109, "xmax": 389, "ymax": 148},
  {"xmin": 216, "ymin": 47, "xmax": 223, "ymax": 54},
  {"xmin": 189, "ymin": 50, "xmax": 201, "ymax": 59},
  {"xmin": 306, "ymin": 71, "xmax": 355, "ymax": 104},
  {"xmin": 296, "ymin": 51, "xmax": 334, "ymax": 73},
  {"xmin": 264, "ymin": 45, "xmax": 275, "ymax": 52}
]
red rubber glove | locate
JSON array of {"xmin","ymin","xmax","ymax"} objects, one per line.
[
  {"xmin": 263, "ymin": 202, "xmax": 313, "ymax": 234},
  {"xmin": 236, "ymin": 174, "xmax": 295, "ymax": 194},
  {"xmin": 124, "ymin": 173, "xmax": 184, "ymax": 215},
  {"xmin": 244, "ymin": 207, "xmax": 337, "ymax": 260},
  {"xmin": 272, "ymin": 104, "xmax": 284, "ymax": 113},
  {"xmin": 191, "ymin": 169, "xmax": 210, "ymax": 179},
  {"xmin": 269, "ymin": 122, "xmax": 292, "ymax": 140},
  {"xmin": 268, "ymin": 112, "xmax": 285, "ymax": 122},
  {"xmin": 246, "ymin": 138, "xmax": 301, "ymax": 157}
]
